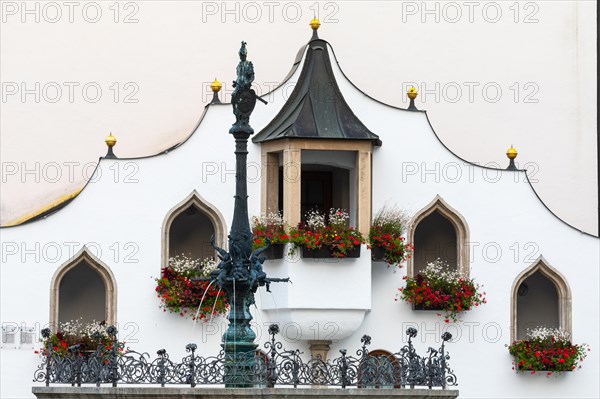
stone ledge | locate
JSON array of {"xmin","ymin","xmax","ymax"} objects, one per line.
[{"xmin": 32, "ymin": 387, "xmax": 459, "ymax": 399}]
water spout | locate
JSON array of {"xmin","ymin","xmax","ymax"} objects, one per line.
[{"xmin": 192, "ymin": 279, "xmax": 217, "ymax": 329}]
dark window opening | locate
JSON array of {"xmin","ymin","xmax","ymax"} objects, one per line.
[
  {"xmin": 278, "ymin": 164, "xmax": 350, "ymax": 225},
  {"xmin": 58, "ymin": 261, "xmax": 106, "ymax": 324},
  {"xmin": 169, "ymin": 205, "xmax": 216, "ymax": 261},
  {"xmin": 516, "ymin": 271, "xmax": 559, "ymax": 340},
  {"xmin": 413, "ymin": 211, "xmax": 458, "ymax": 274}
]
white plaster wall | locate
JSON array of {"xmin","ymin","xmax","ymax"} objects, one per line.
[
  {"xmin": 0, "ymin": 67, "xmax": 307, "ymax": 397},
  {"xmin": 0, "ymin": 1, "xmax": 597, "ymax": 234},
  {"xmin": 1, "ymin": 21, "xmax": 599, "ymax": 399}
]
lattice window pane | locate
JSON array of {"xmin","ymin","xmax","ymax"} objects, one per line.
[
  {"xmin": 2, "ymin": 325, "xmax": 18, "ymax": 344},
  {"xmin": 21, "ymin": 328, "xmax": 36, "ymax": 344}
]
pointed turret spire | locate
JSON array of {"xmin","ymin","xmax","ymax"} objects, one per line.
[{"xmin": 253, "ymin": 19, "xmax": 381, "ymax": 146}]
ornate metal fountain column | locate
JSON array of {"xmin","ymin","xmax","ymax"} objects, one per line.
[{"xmin": 209, "ymin": 41, "xmax": 286, "ymax": 388}]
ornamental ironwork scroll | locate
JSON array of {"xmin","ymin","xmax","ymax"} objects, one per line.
[{"xmin": 34, "ymin": 325, "xmax": 457, "ymax": 389}]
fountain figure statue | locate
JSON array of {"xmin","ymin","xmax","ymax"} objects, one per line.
[{"xmin": 208, "ymin": 41, "xmax": 287, "ymax": 387}]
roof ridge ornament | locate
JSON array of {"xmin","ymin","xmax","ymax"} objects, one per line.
[
  {"xmin": 506, "ymin": 145, "xmax": 518, "ymax": 170},
  {"xmin": 104, "ymin": 132, "xmax": 117, "ymax": 159},
  {"xmin": 310, "ymin": 16, "xmax": 321, "ymax": 40},
  {"xmin": 407, "ymin": 87, "xmax": 418, "ymax": 111},
  {"xmin": 210, "ymin": 78, "xmax": 222, "ymax": 104}
]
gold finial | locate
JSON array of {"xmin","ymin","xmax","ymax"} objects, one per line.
[
  {"xmin": 310, "ymin": 17, "xmax": 321, "ymax": 30},
  {"xmin": 210, "ymin": 78, "xmax": 222, "ymax": 93},
  {"xmin": 407, "ymin": 87, "xmax": 418, "ymax": 100},
  {"xmin": 506, "ymin": 145, "xmax": 518, "ymax": 160},
  {"xmin": 105, "ymin": 132, "xmax": 117, "ymax": 148}
]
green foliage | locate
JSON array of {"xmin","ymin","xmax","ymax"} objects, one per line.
[
  {"xmin": 39, "ymin": 320, "xmax": 123, "ymax": 357},
  {"xmin": 507, "ymin": 327, "xmax": 589, "ymax": 373},
  {"xmin": 288, "ymin": 209, "xmax": 364, "ymax": 258},
  {"xmin": 398, "ymin": 260, "xmax": 486, "ymax": 322},
  {"xmin": 369, "ymin": 205, "xmax": 412, "ymax": 266},
  {"xmin": 251, "ymin": 212, "xmax": 289, "ymax": 250},
  {"xmin": 155, "ymin": 255, "xmax": 228, "ymax": 321}
]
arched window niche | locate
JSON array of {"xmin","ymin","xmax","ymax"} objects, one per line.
[
  {"xmin": 49, "ymin": 247, "xmax": 117, "ymax": 331},
  {"xmin": 161, "ymin": 191, "xmax": 228, "ymax": 269},
  {"xmin": 407, "ymin": 195, "xmax": 470, "ymax": 277},
  {"xmin": 510, "ymin": 256, "xmax": 572, "ymax": 342}
]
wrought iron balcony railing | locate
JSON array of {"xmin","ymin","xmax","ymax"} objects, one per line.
[{"xmin": 34, "ymin": 325, "xmax": 457, "ymax": 389}]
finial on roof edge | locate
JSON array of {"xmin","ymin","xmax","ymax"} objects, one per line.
[
  {"xmin": 310, "ymin": 17, "xmax": 320, "ymax": 40},
  {"xmin": 105, "ymin": 132, "xmax": 117, "ymax": 159},
  {"xmin": 407, "ymin": 87, "xmax": 418, "ymax": 111},
  {"xmin": 210, "ymin": 78, "xmax": 222, "ymax": 104},
  {"xmin": 506, "ymin": 145, "xmax": 518, "ymax": 170},
  {"xmin": 211, "ymin": 78, "xmax": 222, "ymax": 93}
]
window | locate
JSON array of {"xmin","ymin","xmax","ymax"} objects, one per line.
[
  {"xmin": 50, "ymin": 248, "xmax": 117, "ymax": 329},
  {"xmin": 162, "ymin": 191, "xmax": 227, "ymax": 267},
  {"xmin": 2, "ymin": 325, "xmax": 18, "ymax": 345},
  {"xmin": 511, "ymin": 257, "xmax": 571, "ymax": 341},
  {"xmin": 261, "ymin": 140, "xmax": 372, "ymax": 235},
  {"xmin": 413, "ymin": 211, "xmax": 458, "ymax": 273},
  {"xmin": 408, "ymin": 196, "xmax": 469, "ymax": 277},
  {"xmin": 278, "ymin": 164, "xmax": 351, "ymax": 222},
  {"xmin": 58, "ymin": 261, "xmax": 106, "ymax": 324}
]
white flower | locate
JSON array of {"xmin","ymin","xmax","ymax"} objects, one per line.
[
  {"xmin": 168, "ymin": 254, "xmax": 201, "ymax": 274},
  {"xmin": 169, "ymin": 254, "xmax": 217, "ymax": 279},
  {"xmin": 251, "ymin": 211, "xmax": 285, "ymax": 229},
  {"xmin": 527, "ymin": 326, "xmax": 571, "ymax": 342},
  {"xmin": 198, "ymin": 257, "xmax": 218, "ymax": 278},
  {"xmin": 306, "ymin": 209, "xmax": 326, "ymax": 230},
  {"xmin": 328, "ymin": 208, "xmax": 349, "ymax": 227},
  {"xmin": 422, "ymin": 259, "xmax": 466, "ymax": 282},
  {"xmin": 59, "ymin": 318, "xmax": 107, "ymax": 337},
  {"xmin": 373, "ymin": 204, "xmax": 410, "ymax": 233}
]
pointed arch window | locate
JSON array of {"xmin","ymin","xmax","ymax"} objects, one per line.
[
  {"xmin": 50, "ymin": 248, "xmax": 117, "ymax": 329},
  {"xmin": 511, "ymin": 257, "xmax": 572, "ymax": 341},
  {"xmin": 162, "ymin": 191, "xmax": 228, "ymax": 268},
  {"xmin": 408, "ymin": 196, "xmax": 470, "ymax": 277}
]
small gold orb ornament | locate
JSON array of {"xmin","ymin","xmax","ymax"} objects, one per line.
[
  {"xmin": 506, "ymin": 145, "xmax": 518, "ymax": 160},
  {"xmin": 210, "ymin": 78, "xmax": 222, "ymax": 93},
  {"xmin": 310, "ymin": 17, "xmax": 321, "ymax": 31},
  {"xmin": 105, "ymin": 132, "xmax": 117, "ymax": 148},
  {"xmin": 407, "ymin": 87, "xmax": 418, "ymax": 100}
]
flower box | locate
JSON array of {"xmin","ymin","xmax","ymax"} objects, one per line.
[
  {"xmin": 263, "ymin": 243, "xmax": 285, "ymax": 260},
  {"xmin": 368, "ymin": 205, "xmax": 412, "ymax": 266},
  {"xmin": 514, "ymin": 363, "xmax": 574, "ymax": 372},
  {"xmin": 398, "ymin": 260, "xmax": 485, "ymax": 323},
  {"xmin": 155, "ymin": 255, "xmax": 228, "ymax": 321},
  {"xmin": 370, "ymin": 245, "xmax": 386, "ymax": 261},
  {"xmin": 507, "ymin": 328, "xmax": 589, "ymax": 373},
  {"xmin": 39, "ymin": 322, "xmax": 125, "ymax": 359},
  {"xmin": 302, "ymin": 245, "xmax": 361, "ymax": 259},
  {"xmin": 412, "ymin": 302, "xmax": 446, "ymax": 311},
  {"xmin": 289, "ymin": 209, "xmax": 364, "ymax": 259},
  {"xmin": 251, "ymin": 212, "xmax": 289, "ymax": 254}
]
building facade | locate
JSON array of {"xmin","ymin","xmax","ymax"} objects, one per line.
[{"xmin": 1, "ymin": 23, "xmax": 598, "ymax": 399}]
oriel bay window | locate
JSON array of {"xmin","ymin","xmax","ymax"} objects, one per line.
[{"xmin": 261, "ymin": 140, "xmax": 371, "ymax": 235}]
